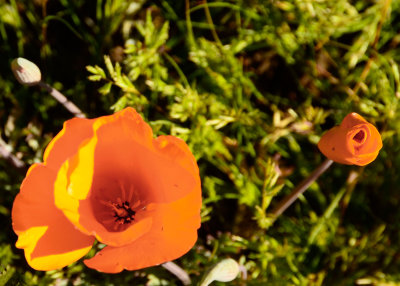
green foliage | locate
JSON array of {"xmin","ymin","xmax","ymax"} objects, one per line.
[{"xmin": 2, "ymin": 0, "xmax": 400, "ymax": 285}]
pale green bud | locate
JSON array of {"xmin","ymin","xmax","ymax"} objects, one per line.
[
  {"xmin": 11, "ymin": 58, "xmax": 41, "ymax": 86},
  {"xmin": 200, "ymin": 258, "xmax": 240, "ymax": 286}
]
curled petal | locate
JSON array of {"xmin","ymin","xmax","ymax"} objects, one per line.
[
  {"xmin": 341, "ymin": 112, "xmax": 367, "ymax": 128},
  {"xmin": 12, "ymin": 165, "xmax": 94, "ymax": 270},
  {"xmin": 318, "ymin": 113, "xmax": 382, "ymax": 166}
]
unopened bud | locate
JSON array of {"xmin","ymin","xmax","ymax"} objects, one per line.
[
  {"xmin": 200, "ymin": 258, "xmax": 240, "ymax": 286},
  {"xmin": 11, "ymin": 58, "xmax": 41, "ymax": 86}
]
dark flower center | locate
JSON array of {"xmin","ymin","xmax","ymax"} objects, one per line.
[
  {"xmin": 96, "ymin": 198, "xmax": 139, "ymax": 232},
  {"xmin": 112, "ymin": 201, "xmax": 136, "ymax": 224},
  {"xmin": 353, "ymin": 130, "xmax": 365, "ymax": 143},
  {"xmin": 91, "ymin": 182, "xmax": 147, "ymax": 232}
]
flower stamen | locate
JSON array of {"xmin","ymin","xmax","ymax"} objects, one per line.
[
  {"xmin": 113, "ymin": 201, "xmax": 136, "ymax": 224},
  {"xmin": 94, "ymin": 195, "xmax": 138, "ymax": 231}
]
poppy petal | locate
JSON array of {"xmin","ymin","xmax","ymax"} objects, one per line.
[
  {"xmin": 53, "ymin": 135, "xmax": 97, "ymax": 233},
  {"xmin": 84, "ymin": 189, "xmax": 201, "ymax": 273},
  {"xmin": 154, "ymin": 135, "xmax": 200, "ymax": 186},
  {"xmin": 318, "ymin": 126, "xmax": 352, "ymax": 164},
  {"xmin": 43, "ymin": 117, "xmax": 94, "ymax": 169},
  {"xmin": 340, "ymin": 112, "xmax": 367, "ymax": 128},
  {"xmin": 12, "ymin": 164, "xmax": 94, "ymax": 270}
]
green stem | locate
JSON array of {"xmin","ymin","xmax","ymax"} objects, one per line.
[
  {"xmin": 185, "ymin": 0, "xmax": 196, "ymax": 48},
  {"xmin": 163, "ymin": 53, "xmax": 190, "ymax": 88},
  {"xmin": 202, "ymin": 0, "xmax": 222, "ymax": 47}
]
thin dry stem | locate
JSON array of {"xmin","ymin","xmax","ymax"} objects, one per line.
[
  {"xmin": 38, "ymin": 81, "xmax": 85, "ymax": 118},
  {"xmin": 270, "ymin": 159, "xmax": 334, "ymax": 219},
  {"xmin": 162, "ymin": 261, "xmax": 191, "ymax": 285},
  {"xmin": 0, "ymin": 139, "xmax": 27, "ymax": 172}
]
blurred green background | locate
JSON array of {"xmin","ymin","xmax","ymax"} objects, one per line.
[{"xmin": 1, "ymin": 0, "xmax": 400, "ymax": 285}]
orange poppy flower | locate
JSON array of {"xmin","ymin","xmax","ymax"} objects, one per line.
[
  {"xmin": 317, "ymin": 112, "xmax": 382, "ymax": 166},
  {"xmin": 12, "ymin": 107, "xmax": 202, "ymax": 273}
]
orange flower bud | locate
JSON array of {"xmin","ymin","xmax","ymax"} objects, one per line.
[{"xmin": 317, "ymin": 113, "xmax": 382, "ymax": 166}]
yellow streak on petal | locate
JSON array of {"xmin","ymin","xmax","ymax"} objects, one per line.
[
  {"xmin": 54, "ymin": 160, "xmax": 82, "ymax": 231},
  {"xmin": 67, "ymin": 135, "xmax": 97, "ymax": 200},
  {"xmin": 54, "ymin": 135, "xmax": 97, "ymax": 234},
  {"xmin": 16, "ymin": 226, "xmax": 92, "ymax": 271},
  {"xmin": 16, "ymin": 226, "xmax": 48, "ymax": 249},
  {"xmin": 29, "ymin": 245, "xmax": 93, "ymax": 271}
]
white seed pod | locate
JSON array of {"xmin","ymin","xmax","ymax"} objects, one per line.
[
  {"xmin": 11, "ymin": 58, "xmax": 41, "ymax": 86},
  {"xmin": 200, "ymin": 258, "xmax": 240, "ymax": 286}
]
